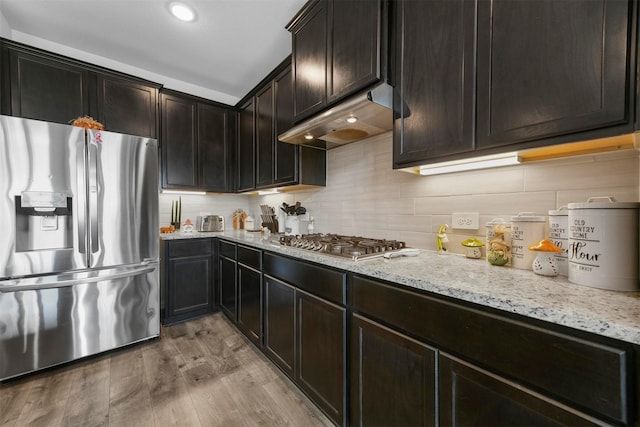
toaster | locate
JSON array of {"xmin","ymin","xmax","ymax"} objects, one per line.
[{"xmin": 196, "ymin": 215, "xmax": 224, "ymax": 232}]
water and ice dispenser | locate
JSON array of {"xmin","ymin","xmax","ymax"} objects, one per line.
[{"xmin": 15, "ymin": 191, "xmax": 73, "ymax": 252}]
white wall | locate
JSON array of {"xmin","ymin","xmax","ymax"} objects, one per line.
[
  {"xmin": 0, "ymin": 10, "xmax": 11, "ymax": 38},
  {"xmin": 159, "ymin": 193, "xmax": 250, "ymax": 230},
  {"xmin": 247, "ymin": 132, "xmax": 640, "ymax": 254}
]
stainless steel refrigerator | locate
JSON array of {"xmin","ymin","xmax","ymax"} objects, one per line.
[{"xmin": 0, "ymin": 115, "xmax": 159, "ymax": 381}]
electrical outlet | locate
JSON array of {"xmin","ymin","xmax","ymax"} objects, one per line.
[{"xmin": 452, "ymin": 212, "xmax": 480, "ymax": 229}]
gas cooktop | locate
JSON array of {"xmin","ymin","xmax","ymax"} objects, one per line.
[{"xmin": 277, "ymin": 234, "xmax": 414, "ymax": 261}]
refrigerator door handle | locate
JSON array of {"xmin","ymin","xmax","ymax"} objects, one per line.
[
  {"xmin": 88, "ymin": 141, "xmax": 99, "ymax": 254},
  {"xmin": 77, "ymin": 137, "xmax": 88, "ymax": 255},
  {"xmin": 0, "ymin": 264, "xmax": 157, "ymax": 293}
]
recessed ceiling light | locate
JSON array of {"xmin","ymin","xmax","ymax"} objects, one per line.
[
  {"xmin": 346, "ymin": 116, "xmax": 358, "ymax": 123},
  {"xmin": 304, "ymin": 134, "xmax": 314, "ymax": 140},
  {"xmin": 169, "ymin": 1, "xmax": 197, "ymax": 22}
]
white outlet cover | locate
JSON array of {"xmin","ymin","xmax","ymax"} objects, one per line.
[{"xmin": 452, "ymin": 212, "xmax": 480, "ymax": 229}]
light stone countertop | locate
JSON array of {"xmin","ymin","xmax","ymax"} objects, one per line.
[{"xmin": 161, "ymin": 230, "xmax": 640, "ymax": 345}]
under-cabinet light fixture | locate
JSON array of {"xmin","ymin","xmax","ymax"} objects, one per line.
[
  {"xmin": 419, "ymin": 152, "xmax": 521, "ymax": 176},
  {"xmin": 257, "ymin": 189, "xmax": 281, "ymax": 196},
  {"xmin": 161, "ymin": 189, "xmax": 206, "ymax": 195},
  {"xmin": 168, "ymin": 1, "xmax": 197, "ymax": 22}
]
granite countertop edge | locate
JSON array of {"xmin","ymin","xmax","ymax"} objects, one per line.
[{"xmin": 161, "ymin": 231, "xmax": 640, "ymax": 345}]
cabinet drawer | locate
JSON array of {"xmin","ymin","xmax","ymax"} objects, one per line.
[
  {"xmin": 238, "ymin": 245, "xmax": 261, "ymax": 270},
  {"xmin": 219, "ymin": 240, "xmax": 236, "ymax": 259},
  {"xmin": 352, "ymin": 275, "xmax": 631, "ymax": 424},
  {"xmin": 264, "ymin": 253, "xmax": 346, "ymax": 305},
  {"xmin": 167, "ymin": 238, "xmax": 212, "ymax": 258}
]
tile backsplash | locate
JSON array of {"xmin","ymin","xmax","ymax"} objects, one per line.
[
  {"xmin": 161, "ymin": 131, "xmax": 639, "ymax": 255},
  {"xmin": 250, "ymin": 132, "xmax": 640, "ymax": 254}
]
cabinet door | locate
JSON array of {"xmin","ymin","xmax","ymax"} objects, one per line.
[
  {"xmin": 167, "ymin": 255, "xmax": 213, "ymax": 321},
  {"xmin": 263, "ymin": 275, "xmax": 296, "ymax": 378},
  {"xmin": 274, "ymin": 65, "xmax": 298, "ymax": 185},
  {"xmin": 392, "ymin": 0, "xmax": 476, "ymax": 167},
  {"xmin": 327, "ymin": 0, "xmax": 382, "ymax": 103},
  {"xmin": 237, "ymin": 263, "xmax": 262, "ymax": 346},
  {"xmin": 219, "ymin": 255, "xmax": 237, "ymax": 321},
  {"xmin": 351, "ymin": 314, "xmax": 437, "ymax": 427},
  {"xmin": 96, "ymin": 74, "xmax": 158, "ymax": 138},
  {"xmin": 476, "ymin": 0, "xmax": 630, "ymax": 149},
  {"xmin": 439, "ymin": 353, "xmax": 601, "ymax": 426},
  {"xmin": 237, "ymin": 99, "xmax": 255, "ymax": 192},
  {"xmin": 255, "ymin": 83, "xmax": 275, "ymax": 188},
  {"xmin": 296, "ymin": 290, "xmax": 346, "ymax": 426},
  {"xmin": 199, "ymin": 103, "xmax": 232, "ymax": 192},
  {"xmin": 8, "ymin": 50, "xmax": 90, "ymax": 124},
  {"xmin": 291, "ymin": 0, "xmax": 327, "ymax": 121},
  {"xmin": 161, "ymin": 94, "xmax": 197, "ymax": 188}
]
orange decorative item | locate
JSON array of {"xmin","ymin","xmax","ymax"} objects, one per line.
[
  {"xmin": 528, "ymin": 239, "xmax": 563, "ymax": 276},
  {"xmin": 70, "ymin": 116, "xmax": 104, "ymax": 130}
]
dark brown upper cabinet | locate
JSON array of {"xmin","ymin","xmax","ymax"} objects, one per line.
[
  {"xmin": 96, "ymin": 74, "xmax": 159, "ymax": 138},
  {"xmin": 2, "ymin": 40, "xmax": 159, "ymax": 139},
  {"xmin": 392, "ymin": 0, "xmax": 476, "ymax": 168},
  {"xmin": 392, "ymin": 0, "xmax": 638, "ymax": 169},
  {"xmin": 237, "ymin": 98, "xmax": 256, "ymax": 192},
  {"xmin": 476, "ymin": 0, "xmax": 633, "ymax": 150},
  {"xmin": 161, "ymin": 90, "xmax": 234, "ymax": 192},
  {"xmin": 288, "ymin": 0, "xmax": 386, "ymax": 123},
  {"xmin": 236, "ymin": 58, "xmax": 325, "ymax": 192}
]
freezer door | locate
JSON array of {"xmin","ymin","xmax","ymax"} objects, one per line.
[
  {"xmin": 0, "ymin": 115, "xmax": 88, "ymax": 279},
  {"xmin": 86, "ymin": 129, "xmax": 158, "ymax": 268},
  {"xmin": 0, "ymin": 263, "xmax": 160, "ymax": 380}
]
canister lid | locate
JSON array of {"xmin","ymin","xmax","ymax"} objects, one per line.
[
  {"xmin": 485, "ymin": 218, "xmax": 509, "ymax": 227},
  {"xmin": 511, "ymin": 212, "xmax": 546, "ymax": 222},
  {"xmin": 548, "ymin": 206, "xmax": 568, "ymax": 216},
  {"xmin": 568, "ymin": 196, "xmax": 640, "ymax": 210}
]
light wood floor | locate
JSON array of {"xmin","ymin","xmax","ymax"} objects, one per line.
[{"xmin": 0, "ymin": 313, "xmax": 333, "ymax": 427}]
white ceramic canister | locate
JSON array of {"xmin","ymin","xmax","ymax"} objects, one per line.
[
  {"xmin": 548, "ymin": 207, "xmax": 569, "ymax": 276},
  {"xmin": 510, "ymin": 212, "xmax": 547, "ymax": 270},
  {"xmin": 567, "ymin": 197, "xmax": 639, "ymax": 291},
  {"xmin": 485, "ymin": 218, "xmax": 512, "ymax": 266}
]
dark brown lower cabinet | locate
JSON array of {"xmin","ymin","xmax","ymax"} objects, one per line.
[
  {"xmin": 219, "ymin": 254, "xmax": 237, "ymax": 321},
  {"xmin": 162, "ymin": 238, "xmax": 214, "ymax": 325},
  {"xmin": 296, "ymin": 290, "xmax": 346, "ymax": 426},
  {"xmin": 351, "ymin": 314, "xmax": 437, "ymax": 427},
  {"xmin": 263, "ymin": 275, "xmax": 296, "ymax": 377},
  {"xmin": 237, "ymin": 262, "xmax": 262, "ymax": 346},
  {"xmin": 439, "ymin": 353, "xmax": 600, "ymax": 426}
]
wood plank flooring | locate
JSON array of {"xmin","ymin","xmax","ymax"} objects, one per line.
[{"xmin": 0, "ymin": 313, "xmax": 333, "ymax": 427}]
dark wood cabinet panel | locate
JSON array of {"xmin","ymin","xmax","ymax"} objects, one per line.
[
  {"xmin": 392, "ymin": 0, "xmax": 476, "ymax": 167},
  {"xmin": 237, "ymin": 263, "xmax": 262, "ymax": 346},
  {"xmin": 237, "ymin": 99, "xmax": 255, "ymax": 192},
  {"xmin": 161, "ymin": 93, "xmax": 197, "ymax": 188},
  {"xmin": 440, "ymin": 353, "xmax": 600, "ymax": 426},
  {"xmin": 198, "ymin": 103, "xmax": 232, "ymax": 192},
  {"xmin": 327, "ymin": 0, "xmax": 382, "ymax": 103},
  {"xmin": 296, "ymin": 290, "xmax": 346, "ymax": 427},
  {"xmin": 263, "ymin": 275, "xmax": 296, "ymax": 378},
  {"xmin": 219, "ymin": 255, "xmax": 237, "ymax": 321},
  {"xmin": 96, "ymin": 74, "xmax": 159, "ymax": 138},
  {"xmin": 8, "ymin": 50, "xmax": 90, "ymax": 124},
  {"xmin": 476, "ymin": 0, "xmax": 631, "ymax": 149},
  {"xmin": 290, "ymin": 0, "xmax": 327, "ymax": 121},
  {"xmin": 352, "ymin": 275, "xmax": 631, "ymax": 425},
  {"xmin": 274, "ymin": 65, "xmax": 298, "ymax": 184},
  {"xmin": 351, "ymin": 314, "xmax": 437, "ymax": 427},
  {"xmin": 163, "ymin": 239, "xmax": 214, "ymax": 325},
  {"xmin": 255, "ymin": 83, "xmax": 275, "ymax": 188}
]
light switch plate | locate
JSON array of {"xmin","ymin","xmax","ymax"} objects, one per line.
[{"xmin": 452, "ymin": 212, "xmax": 480, "ymax": 229}]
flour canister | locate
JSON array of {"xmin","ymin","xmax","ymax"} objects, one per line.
[
  {"xmin": 567, "ymin": 197, "xmax": 639, "ymax": 291},
  {"xmin": 511, "ymin": 212, "xmax": 546, "ymax": 270},
  {"xmin": 548, "ymin": 207, "xmax": 569, "ymax": 276}
]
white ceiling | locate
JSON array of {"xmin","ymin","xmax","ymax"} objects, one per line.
[{"xmin": 0, "ymin": 0, "xmax": 307, "ymax": 105}]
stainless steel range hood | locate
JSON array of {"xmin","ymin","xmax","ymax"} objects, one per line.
[{"xmin": 278, "ymin": 83, "xmax": 393, "ymax": 149}]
